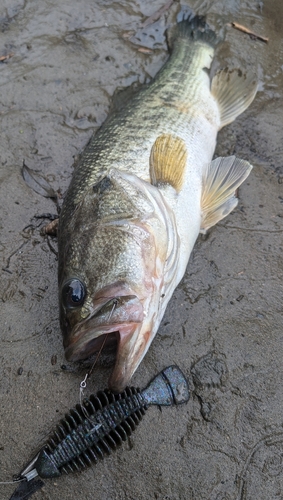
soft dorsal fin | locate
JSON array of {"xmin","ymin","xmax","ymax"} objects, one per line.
[
  {"xmin": 200, "ymin": 156, "xmax": 252, "ymax": 233},
  {"xmin": 211, "ymin": 68, "xmax": 258, "ymax": 129},
  {"xmin": 150, "ymin": 134, "xmax": 187, "ymax": 192}
]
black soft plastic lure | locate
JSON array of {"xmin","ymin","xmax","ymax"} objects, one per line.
[{"xmin": 10, "ymin": 365, "xmax": 189, "ymax": 499}]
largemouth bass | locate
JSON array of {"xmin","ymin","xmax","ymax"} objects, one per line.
[{"xmin": 58, "ymin": 15, "xmax": 257, "ymax": 392}]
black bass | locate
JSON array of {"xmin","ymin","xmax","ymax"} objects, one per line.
[{"xmin": 58, "ymin": 15, "xmax": 257, "ymax": 392}]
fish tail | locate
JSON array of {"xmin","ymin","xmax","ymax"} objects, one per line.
[{"xmin": 168, "ymin": 13, "xmax": 218, "ymax": 51}]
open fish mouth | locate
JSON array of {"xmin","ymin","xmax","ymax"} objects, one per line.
[
  {"xmin": 64, "ymin": 322, "xmax": 139, "ymax": 363},
  {"xmin": 64, "ymin": 328, "xmax": 118, "ymax": 362},
  {"xmin": 62, "ymin": 293, "xmax": 146, "ymax": 391},
  {"xmin": 64, "ymin": 322, "xmax": 144, "ymax": 393}
]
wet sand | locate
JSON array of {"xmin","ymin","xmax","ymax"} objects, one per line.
[{"xmin": 1, "ymin": 1, "xmax": 283, "ymax": 499}]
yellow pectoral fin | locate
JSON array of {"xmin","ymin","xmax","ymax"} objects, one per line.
[
  {"xmin": 200, "ymin": 156, "xmax": 252, "ymax": 233},
  {"xmin": 149, "ymin": 133, "xmax": 187, "ymax": 192},
  {"xmin": 211, "ymin": 68, "xmax": 258, "ymax": 129}
]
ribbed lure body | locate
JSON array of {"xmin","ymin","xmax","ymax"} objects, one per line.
[
  {"xmin": 36, "ymin": 386, "xmax": 146, "ymax": 478},
  {"xmin": 11, "ymin": 366, "xmax": 189, "ymax": 500}
]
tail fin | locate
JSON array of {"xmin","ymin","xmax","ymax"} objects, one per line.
[
  {"xmin": 141, "ymin": 365, "xmax": 190, "ymax": 406},
  {"xmin": 168, "ymin": 13, "xmax": 218, "ymax": 50}
]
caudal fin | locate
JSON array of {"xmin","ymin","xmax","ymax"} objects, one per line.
[{"xmin": 168, "ymin": 14, "xmax": 218, "ymax": 50}]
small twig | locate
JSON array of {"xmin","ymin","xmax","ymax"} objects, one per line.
[
  {"xmin": 2, "ymin": 241, "xmax": 27, "ymax": 273},
  {"xmin": 138, "ymin": 47, "xmax": 153, "ymax": 54},
  {"xmin": 40, "ymin": 218, "xmax": 59, "ymax": 236},
  {"xmin": 122, "ymin": 31, "xmax": 135, "ymax": 39},
  {"xmin": 34, "ymin": 213, "xmax": 59, "ymax": 221},
  {"xmin": 231, "ymin": 22, "xmax": 268, "ymax": 43},
  {"xmin": 46, "ymin": 236, "xmax": 58, "ymax": 257},
  {"xmin": 141, "ymin": 0, "xmax": 175, "ymax": 28},
  {"xmin": 0, "ymin": 53, "xmax": 14, "ymax": 62}
]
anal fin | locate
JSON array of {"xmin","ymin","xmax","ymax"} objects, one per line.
[
  {"xmin": 200, "ymin": 155, "xmax": 252, "ymax": 233},
  {"xmin": 150, "ymin": 134, "xmax": 187, "ymax": 192},
  {"xmin": 211, "ymin": 68, "xmax": 258, "ymax": 129}
]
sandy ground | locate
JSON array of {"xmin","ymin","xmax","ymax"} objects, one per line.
[{"xmin": 1, "ymin": 0, "xmax": 283, "ymax": 499}]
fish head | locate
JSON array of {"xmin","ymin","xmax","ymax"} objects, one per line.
[{"xmin": 58, "ymin": 168, "xmax": 178, "ymax": 392}]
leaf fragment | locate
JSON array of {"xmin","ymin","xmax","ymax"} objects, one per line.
[{"xmin": 22, "ymin": 161, "xmax": 57, "ymax": 199}]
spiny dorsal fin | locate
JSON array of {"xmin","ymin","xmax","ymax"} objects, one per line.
[
  {"xmin": 150, "ymin": 134, "xmax": 187, "ymax": 192},
  {"xmin": 200, "ymin": 156, "xmax": 252, "ymax": 233},
  {"xmin": 211, "ymin": 68, "xmax": 258, "ymax": 129}
]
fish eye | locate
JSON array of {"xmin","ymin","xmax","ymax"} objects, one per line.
[{"xmin": 62, "ymin": 279, "xmax": 86, "ymax": 309}]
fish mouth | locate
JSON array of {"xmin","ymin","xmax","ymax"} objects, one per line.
[
  {"xmin": 64, "ymin": 323, "xmax": 145, "ymax": 393},
  {"xmin": 64, "ymin": 328, "xmax": 119, "ymax": 362},
  {"xmin": 63, "ymin": 293, "xmax": 148, "ymax": 392},
  {"xmin": 64, "ymin": 322, "xmax": 138, "ymax": 364}
]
